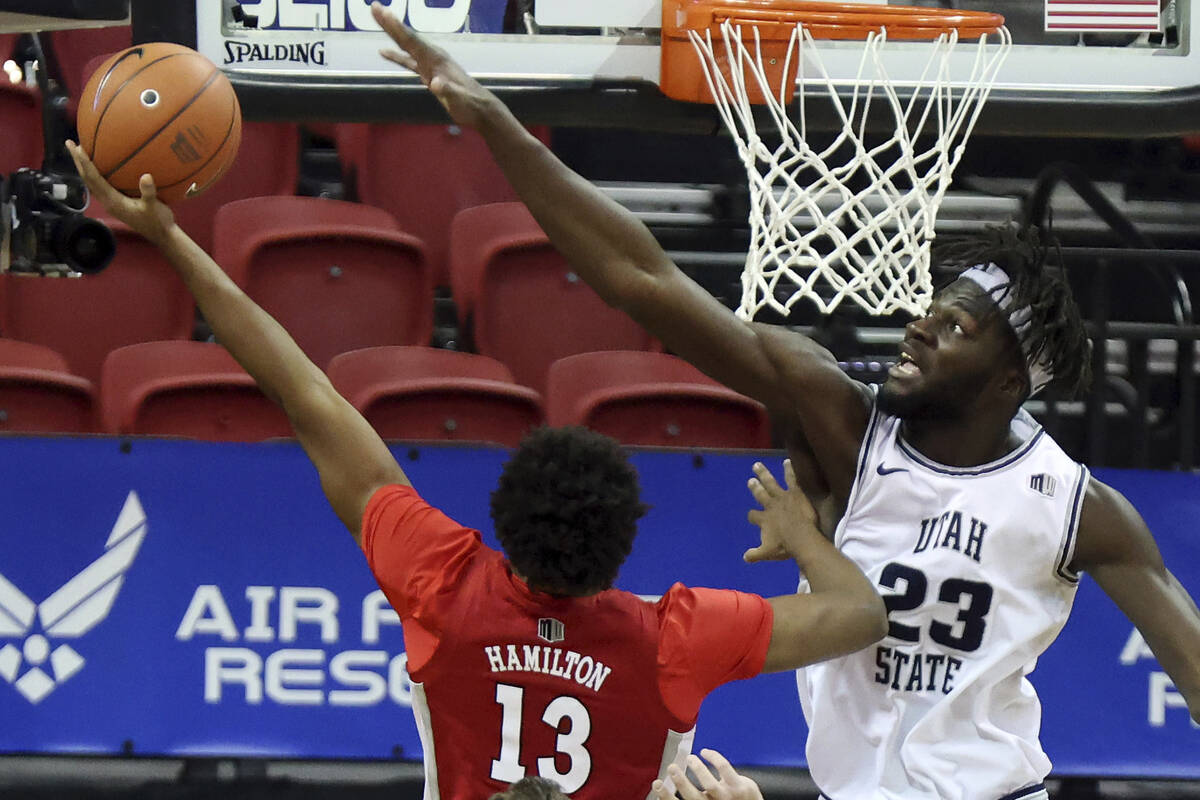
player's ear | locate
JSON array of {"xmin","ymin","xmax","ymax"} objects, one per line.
[{"xmin": 997, "ymin": 361, "xmax": 1028, "ymax": 402}]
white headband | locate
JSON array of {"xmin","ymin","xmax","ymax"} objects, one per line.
[{"xmin": 958, "ymin": 263, "xmax": 1054, "ymax": 397}]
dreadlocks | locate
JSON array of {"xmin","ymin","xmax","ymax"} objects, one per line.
[{"xmin": 933, "ymin": 222, "xmax": 1092, "ymax": 399}]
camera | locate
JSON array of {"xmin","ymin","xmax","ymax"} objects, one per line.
[
  {"xmin": 0, "ymin": 33, "xmax": 115, "ymax": 277},
  {"xmin": 1, "ymin": 168, "xmax": 115, "ymax": 275}
]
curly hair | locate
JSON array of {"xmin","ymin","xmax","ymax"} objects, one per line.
[
  {"xmin": 490, "ymin": 426, "xmax": 649, "ymax": 596},
  {"xmin": 933, "ymin": 222, "xmax": 1092, "ymax": 399},
  {"xmin": 488, "ymin": 776, "xmax": 571, "ymax": 800}
]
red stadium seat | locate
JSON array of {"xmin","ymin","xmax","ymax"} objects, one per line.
[
  {"xmin": 100, "ymin": 340, "xmax": 291, "ymax": 441},
  {"xmin": 0, "ymin": 83, "xmax": 42, "ymax": 175},
  {"xmin": 0, "ymin": 338, "xmax": 96, "ymax": 433},
  {"xmin": 213, "ymin": 196, "xmax": 432, "ymax": 368},
  {"xmin": 337, "ymin": 123, "xmax": 549, "ymax": 286},
  {"xmin": 0, "ymin": 214, "xmax": 195, "ymax": 385},
  {"xmin": 448, "ymin": 202, "xmax": 657, "ymax": 394},
  {"xmin": 545, "ymin": 351, "xmax": 771, "ymax": 449},
  {"xmin": 48, "ymin": 25, "xmax": 132, "ymax": 99},
  {"xmin": 327, "ymin": 346, "xmax": 544, "ymax": 446}
]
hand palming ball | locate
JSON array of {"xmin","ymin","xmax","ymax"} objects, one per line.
[{"xmin": 77, "ymin": 43, "xmax": 242, "ymax": 205}]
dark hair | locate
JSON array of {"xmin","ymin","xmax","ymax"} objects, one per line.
[
  {"xmin": 488, "ymin": 776, "xmax": 571, "ymax": 800},
  {"xmin": 490, "ymin": 426, "xmax": 648, "ymax": 595},
  {"xmin": 933, "ymin": 222, "xmax": 1092, "ymax": 398}
]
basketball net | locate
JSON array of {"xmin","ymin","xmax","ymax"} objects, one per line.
[{"xmin": 688, "ymin": 21, "xmax": 1012, "ymax": 319}]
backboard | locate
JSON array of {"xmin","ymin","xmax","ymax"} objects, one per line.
[{"xmin": 124, "ymin": 0, "xmax": 1200, "ymax": 137}]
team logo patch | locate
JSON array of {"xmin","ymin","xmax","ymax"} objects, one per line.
[
  {"xmin": 0, "ymin": 492, "xmax": 147, "ymax": 704},
  {"xmin": 1029, "ymin": 474, "xmax": 1057, "ymax": 497},
  {"xmin": 538, "ymin": 618, "xmax": 565, "ymax": 644}
]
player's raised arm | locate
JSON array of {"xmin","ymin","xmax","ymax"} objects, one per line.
[
  {"xmin": 745, "ymin": 460, "xmax": 888, "ymax": 671},
  {"xmin": 1073, "ymin": 479, "xmax": 1200, "ymax": 723},
  {"xmin": 66, "ymin": 141, "xmax": 408, "ymax": 544},
  {"xmin": 369, "ymin": 3, "xmax": 868, "ymax": 429}
]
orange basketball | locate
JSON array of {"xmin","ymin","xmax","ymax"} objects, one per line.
[{"xmin": 78, "ymin": 43, "xmax": 242, "ymax": 205}]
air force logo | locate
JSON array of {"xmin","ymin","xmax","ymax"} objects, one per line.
[{"xmin": 0, "ymin": 492, "xmax": 147, "ymax": 703}]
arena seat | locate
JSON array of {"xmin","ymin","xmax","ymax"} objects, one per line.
[
  {"xmin": 545, "ymin": 351, "xmax": 771, "ymax": 449},
  {"xmin": 448, "ymin": 202, "xmax": 658, "ymax": 394},
  {"xmin": 0, "ymin": 83, "xmax": 42, "ymax": 175},
  {"xmin": 337, "ymin": 123, "xmax": 549, "ymax": 286},
  {"xmin": 213, "ymin": 196, "xmax": 432, "ymax": 368},
  {"xmin": 327, "ymin": 346, "xmax": 544, "ymax": 446},
  {"xmin": 0, "ymin": 214, "xmax": 195, "ymax": 385},
  {"xmin": 0, "ymin": 338, "xmax": 96, "ymax": 434},
  {"xmin": 100, "ymin": 340, "xmax": 291, "ymax": 441},
  {"xmin": 48, "ymin": 25, "xmax": 132, "ymax": 98}
]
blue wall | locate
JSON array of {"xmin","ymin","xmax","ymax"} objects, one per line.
[{"xmin": 0, "ymin": 437, "xmax": 1194, "ymax": 776}]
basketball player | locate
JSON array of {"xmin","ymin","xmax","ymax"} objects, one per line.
[
  {"xmin": 491, "ymin": 776, "xmax": 570, "ymax": 800},
  {"xmin": 65, "ymin": 141, "xmax": 887, "ymax": 799},
  {"xmin": 371, "ymin": 4, "xmax": 1200, "ymax": 798}
]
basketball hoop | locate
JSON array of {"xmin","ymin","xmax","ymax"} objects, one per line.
[{"xmin": 661, "ymin": 1, "xmax": 1012, "ymax": 318}]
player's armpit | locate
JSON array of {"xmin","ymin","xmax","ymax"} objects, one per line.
[{"xmin": 1073, "ymin": 479, "xmax": 1200, "ymax": 723}]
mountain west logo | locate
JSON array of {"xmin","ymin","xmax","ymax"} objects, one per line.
[
  {"xmin": 538, "ymin": 618, "xmax": 565, "ymax": 644},
  {"xmin": 0, "ymin": 492, "xmax": 147, "ymax": 703},
  {"xmin": 1029, "ymin": 474, "xmax": 1057, "ymax": 497}
]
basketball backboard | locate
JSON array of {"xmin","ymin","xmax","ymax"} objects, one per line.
[{"xmin": 121, "ymin": 0, "xmax": 1200, "ymax": 137}]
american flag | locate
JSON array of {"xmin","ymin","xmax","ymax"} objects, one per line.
[{"xmin": 1044, "ymin": 0, "xmax": 1162, "ymax": 32}]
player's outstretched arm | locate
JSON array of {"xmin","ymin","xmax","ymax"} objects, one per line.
[
  {"xmin": 1073, "ymin": 479, "xmax": 1200, "ymax": 723},
  {"xmin": 746, "ymin": 460, "xmax": 888, "ymax": 671},
  {"xmin": 66, "ymin": 142, "xmax": 408, "ymax": 544},
  {"xmin": 369, "ymin": 3, "xmax": 869, "ymax": 438},
  {"xmin": 652, "ymin": 749, "xmax": 764, "ymax": 800}
]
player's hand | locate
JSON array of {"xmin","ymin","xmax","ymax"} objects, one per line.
[
  {"xmin": 744, "ymin": 459, "xmax": 819, "ymax": 563},
  {"xmin": 372, "ymin": 2, "xmax": 497, "ymax": 130},
  {"xmin": 65, "ymin": 140, "xmax": 176, "ymax": 247},
  {"xmin": 651, "ymin": 750, "xmax": 764, "ymax": 800}
]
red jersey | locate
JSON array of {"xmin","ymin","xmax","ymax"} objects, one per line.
[{"xmin": 362, "ymin": 484, "xmax": 773, "ymax": 800}]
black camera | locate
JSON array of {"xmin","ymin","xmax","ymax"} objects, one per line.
[
  {"xmin": 0, "ymin": 32, "xmax": 115, "ymax": 277},
  {"xmin": 1, "ymin": 168, "xmax": 115, "ymax": 275}
]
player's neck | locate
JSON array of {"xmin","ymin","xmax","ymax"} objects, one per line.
[{"xmin": 899, "ymin": 414, "xmax": 1019, "ymax": 468}]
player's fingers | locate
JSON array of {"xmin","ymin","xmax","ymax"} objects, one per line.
[
  {"xmin": 700, "ymin": 749, "xmax": 738, "ymax": 782},
  {"xmin": 687, "ymin": 753, "xmax": 721, "ymax": 793},
  {"xmin": 379, "ymin": 47, "xmax": 419, "ymax": 72},
  {"xmin": 66, "ymin": 141, "xmax": 118, "ymax": 203},
  {"xmin": 138, "ymin": 173, "xmax": 158, "ymax": 203},
  {"xmin": 752, "ymin": 462, "xmax": 783, "ymax": 495},
  {"xmin": 747, "ymin": 477, "xmax": 770, "ymax": 507},
  {"xmin": 783, "ymin": 458, "xmax": 798, "ymax": 490},
  {"xmin": 666, "ymin": 764, "xmax": 704, "ymax": 800},
  {"xmin": 651, "ymin": 779, "xmax": 674, "ymax": 800}
]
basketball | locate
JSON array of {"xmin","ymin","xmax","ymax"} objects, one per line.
[{"xmin": 77, "ymin": 42, "xmax": 242, "ymax": 205}]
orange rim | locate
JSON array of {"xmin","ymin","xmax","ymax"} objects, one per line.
[{"xmin": 684, "ymin": 0, "xmax": 1005, "ymax": 39}]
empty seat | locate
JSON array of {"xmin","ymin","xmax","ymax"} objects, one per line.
[
  {"xmin": 327, "ymin": 346, "xmax": 544, "ymax": 446},
  {"xmin": 0, "ymin": 338, "xmax": 95, "ymax": 433},
  {"xmin": 48, "ymin": 25, "xmax": 132, "ymax": 98},
  {"xmin": 171, "ymin": 122, "xmax": 301, "ymax": 254},
  {"xmin": 546, "ymin": 351, "xmax": 771, "ymax": 449},
  {"xmin": 0, "ymin": 214, "xmax": 195, "ymax": 385},
  {"xmin": 0, "ymin": 84, "xmax": 42, "ymax": 175},
  {"xmin": 100, "ymin": 341, "xmax": 291, "ymax": 441},
  {"xmin": 338, "ymin": 123, "xmax": 549, "ymax": 286},
  {"xmin": 213, "ymin": 196, "xmax": 432, "ymax": 368},
  {"xmin": 449, "ymin": 202, "xmax": 657, "ymax": 394}
]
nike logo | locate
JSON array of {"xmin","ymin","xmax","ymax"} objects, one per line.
[{"xmin": 877, "ymin": 464, "xmax": 909, "ymax": 476}]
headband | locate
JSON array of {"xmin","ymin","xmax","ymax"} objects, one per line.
[{"xmin": 958, "ymin": 263, "xmax": 1054, "ymax": 397}]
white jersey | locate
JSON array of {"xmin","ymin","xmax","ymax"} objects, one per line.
[{"xmin": 797, "ymin": 395, "xmax": 1089, "ymax": 800}]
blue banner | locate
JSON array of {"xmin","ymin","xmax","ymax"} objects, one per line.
[{"xmin": 0, "ymin": 438, "xmax": 1195, "ymax": 776}]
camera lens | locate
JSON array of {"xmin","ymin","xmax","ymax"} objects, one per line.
[{"xmin": 55, "ymin": 215, "xmax": 116, "ymax": 275}]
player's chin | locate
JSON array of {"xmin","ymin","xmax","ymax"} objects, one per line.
[{"xmin": 877, "ymin": 379, "xmax": 926, "ymax": 419}]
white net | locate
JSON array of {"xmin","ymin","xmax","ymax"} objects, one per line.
[{"xmin": 689, "ymin": 21, "xmax": 1012, "ymax": 319}]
